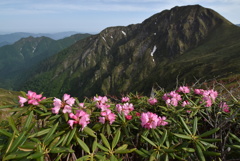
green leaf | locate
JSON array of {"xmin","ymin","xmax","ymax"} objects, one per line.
[
  {"xmin": 159, "ymin": 129, "xmax": 167, "ymax": 146},
  {"xmin": 115, "ymin": 144, "xmax": 128, "ymax": 151},
  {"xmin": 48, "ymin": 136, "xmax": 60, "ymax": 150},
  {"xmin": 92, "ymin": 138, "xmax": 98, "ymax": 152},
  {"xmin": 193, "ymin": 117, "xmax": 198, "ymax": 135},
  {"xmin": 198, "ymin": 128, "xmax": 219, "ymax": 138},
  {"xmin": 150, "ymin": 151, "xmax": 157, "ymax": 161},
  {"xmin": 100, "ymin": 133, "xmax": 111, "ymax": 149},
  {"xmin": 0, "ymin": 105, "xmax": 15, "ymax": 109},
  {"xmin": 4, "ymin": 151, "xmax": 32, "ymax": 160},
  {"xmin": 29, "ymin": 128, "xmax": 51, "ymax": 138},
  {"xmin": 141, "ymin": 135, "xmax": 157, "ymax": 147},
  {"xmin": 110, "ymin": 154, "xmax": 118, "ymax": 161},
  {"xmin": 229, "ymin": 132, "xmax": 240, "ymax": 143},
  {"xmin": 43, "ymin": 122, "xmax": 59, "ymax": 143},
  {"xmin": 199, "ymin": 138, "xmax": 221, "ymax": 142},
  {"xmin": 61, "ymin": 131, "xmax": 70, "ymax": 146},
  {"xmin": 8, "ymin": 117, "xmax": 19, "ymax": 135},
  {"xmin": 76, "ymin": 155, "xmax": 89, "ymax": 161},
  {"xmin": 27, "ymin": 152, "xmax": 44, "ymax": 159},
  {"xmin": 196, "ymin": 143, "xmax": 206, "ymax": 161},
  {"xmin": 75, "ymin": 135, "xmax": 90, "ymax": 154},
  {"xmin": 66, "ymin": 126, "xmax": 77, "ymax": 146},
  {"xmin": 23, "ymin": 111, "xmax": 34, "ymax": 130},
  {"xmin": 50, "ymin": 147, "xmax": 74, "ymax": 153},
  {"xmin": 135, "ymin": 149, "xmax": 149, "ymax": 158},
  {"xmin": 97, "ymin": 143, "xmax": 109, "ymax": 152},
  {"xmin": 203, "ymin": 151, "xmax": 221, "ymax": 156},
  {"xmin": 83, "ymin": 127, "xmax": 97, "ymax": 137},
  {"xmin": 107, "ymin": 124, "xmax": 111, "ymax": 136},
  {"xmin": 8, "ymin": 131, "xmax": 28, "ymax": 153},
  {"xmin": 112, "ymin": 129, "xmax": 121, "ymax": 149},
  {"xmin": 182, "ymin": 147, "xmax": 195, "ymax": 152},
  {"xmin": 0, "ymin": 129, "xmax": 12, "ymax": 137},
  {"xmin": 173, "ymin": 133, "xmax": 192, "ymax": 140},
  {"xmin": 179, "ymin": 116, "xmax": 192, "ymax": 135},
  {"xmin": 114, "ymin": 148, "xmax": 136, "ymax": 154}
]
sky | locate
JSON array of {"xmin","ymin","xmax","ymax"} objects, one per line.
[{"xmin": 0, "ymin": 0, "xmax": 239, "ymax": 34}]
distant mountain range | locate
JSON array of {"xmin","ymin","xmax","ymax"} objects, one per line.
[
  {"xmin": 0, "ymin": 31, "xmax": 81, "ymax": 47},
  {"xmin": 0, "ymin": 33, "xmax": 91, "ymax": 89},
  {"xmin": 0, "ymin": 5, "xmax": 240, "ymax": 100}
]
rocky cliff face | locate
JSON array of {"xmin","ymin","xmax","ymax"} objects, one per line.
[{"xmin": 21, "ymin": 5, "xmax": 240, "ymax": 99}]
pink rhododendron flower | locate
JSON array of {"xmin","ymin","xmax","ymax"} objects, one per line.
[
  {"xmin": 99, "ymin": 109, "xmax": 116, "ymax": 125},
  {"xmin": 79, "ymin": 103, "xmax": 86, "ymax": 109},
  {"xmin": 68, "ymin": 110, "xmax": 90, "ymax": 130},
  {"xmin": 141, "ymin": 112, "xmax": 159, "ymax": 129},
  {"xmin": 116, "ymin": 103, "xmax": 134, "ymax": 116},
  {"xmin": 182, "ymin": 100, "xmax": 190, "ymax": 107},
  {"xmin": 194, "ymin": 89, "xmax": 218, "ymax": 107},
  {"xmin": 141, "ymin": 112, "xmax": 168, "ymax": 129},
  {"xmin": 121, "ymin": 97, "xmax": 130, "ymax": 102},
  {"xmin": 136, "ymin": 112, "xmax": 141, "ymax": 117},
  {"xmin": 158, "ymin": 116, "xmax": 168, "ymax": 126},
  {"xmin": 194, "ymin": 89, "xmax": 204, "ymax": 95},
  {"xmin": 148, "ymin": 98, "xmax": 158, "ymax": 105},
  {"xmin": 18, "ymin": 91, "xmax": 46, "ymax": 107},
  {"xmin": 125, "ymin": 115, "xmax": 132, "ymax": 120},
  {"xmin": 93, "ymin": 96, "xmax": 108, "ymax": 104},
  {"xmin": 18, "ymin": 96, "xmax": 28, "ymax": 107},
  {"xmin": 202, "ymin": 90, "xmax": 218, "ymax": 107},
  {"xmin": 52, "ymin": 94, "xmax": 75, "ymax": 114},
  {"xmin": 220, "ymin": 102, "xmax": 230, "ymax": 113},
  {"xmin": 178, "ymin": 86, "xmax": 190, "ymax": 93},
  {"xmin": 163, "ymin": 91, "xmax": 182, "ymax": 107},
  {"xmin": 93, "ymin": 96, "xmax": 110, "ymax": 111}
]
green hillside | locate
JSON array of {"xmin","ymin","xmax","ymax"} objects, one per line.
[{"xmin": 0, "ymin": 33, "xmax": 91, "ymax": 90}]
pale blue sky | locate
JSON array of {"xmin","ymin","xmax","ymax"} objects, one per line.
[{"xmin": 0, "ymin": 0, "xmax": 239, "ymax": 34}]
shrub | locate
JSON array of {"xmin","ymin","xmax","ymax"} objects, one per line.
[{"xmin": 0, "ymin": 85, "xmax": 240, "ymax": 161}]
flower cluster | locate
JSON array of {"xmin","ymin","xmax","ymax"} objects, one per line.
[
  {"xmin": 52, "ymin": 94, "xmax": 75, "ymax": 114},
  {"xmin": 68, "ymin": 110, "xmax": 90, "ymax": 130},
  {"xmin": 121, "ymin": 96, "xmax": 130, "ymax": 103},
  {"xmin": 116, "ymin": 102, "xmax": 134, "ymax": 117},
  {"xmin": 18, "ymin": 91, "xmax": 46, "ymax": 107},
  {"xmin": 163, "ymin": 90, "xmax": 182, "ymax": 106},
  {"xmin": 148, "ymin": 97, "xmax": 158, "ymax": 105},
  {"xmin": 195, "ymin": 89, "xmax": 218, "ymax": 107},
  {"xmin": 219, "ymin": 102, "xmax": 230, "ymax": 113},
  {"xmin": 140, "ymin": 112, "xmax": 168, "ymax": 129},
  {"xmin": 94, "ymin": 96, "xmax": 116, "ymax": 124}
]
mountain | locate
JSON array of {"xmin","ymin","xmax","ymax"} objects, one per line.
[
  {"xmin": 0, "ymin": 33, "xmax": 91, "ymax": 89},
  {"xmin": 0, "ymin": 31, "xmax": 80, "ymax": 47},
  {"xmin": 19, "ymin": 5, "xmax": 240, "ymax": 99},
  {"xmin": 237, "ymin": 24, "xmax": 240, "ymax": 27}
]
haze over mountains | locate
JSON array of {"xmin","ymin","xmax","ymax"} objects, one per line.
[
  {"xmin": 0, "ymin": 31, "xmax": 80, "ymax": 47},
  {"xmin": 1, "ymin": 5, "xmax": 240, "ymax": 99}
]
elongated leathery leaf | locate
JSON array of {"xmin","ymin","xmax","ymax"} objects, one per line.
[
  {"xmin": 100, "ymin": 133, "xmax": 111, "ymax": 149},
  {"xmin": 198, "ymin": 128, "xmax": 219, "ymax": 138},
  {"xmin": 179, "ymin": 116, "xmax": 192, "ymax": 135},
  {"xmin": 43, "ymin": 122, "xmax": 59, "ymax": 143},
  {"xmin": 193, "ymin": 117, "xmax": 198, "ymax": 136},
  {"xmin": 112, "ymin": 129, "xmax": 121, "ymax": 150},
  {"xmin": 141, "ymin": 135, "xmax": 157, "ymax": 147},
  {"xmin": 75, "ymin": 134, "xmax": 90, "ymax": 154}
]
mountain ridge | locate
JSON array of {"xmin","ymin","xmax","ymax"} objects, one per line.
[
  {"xmin": 0, "ymin": 31, "xmax": 85, "ymax": 47},
  {"xmin": 0, "ymin": 33, "xmax": 91, "ymax": 89}
]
